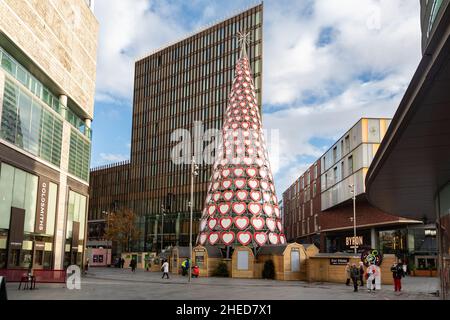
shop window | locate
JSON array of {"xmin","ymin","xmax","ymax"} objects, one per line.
[
  {"xmin": 237, "ymin": 251, "xmax": 248, "ymax": 270},
  {"xmin": 345, "ymin": 135, "xmax": 350, "ymax": 153},
  {"xmin": 348, "ymin": 155, "xmax": 353, "ymax": 174},
  {"xmin": 291, "ymin": 250, "xmax": 300, "ymax": 272}
]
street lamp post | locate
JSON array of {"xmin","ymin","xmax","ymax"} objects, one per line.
[
  {"xmin": 349, "ymin": 183, "xmax": 357, "ymax": 254},
  {"xmin": 102, "ymin": 210, "xmax": 111, "ymax": 266},
  {"xmin": 189, "ymin": 156, "xmax": 199, "ymax": 283},
  {"xmin": 161, "ymin": 204, "xmax": 165, "ymax": 253}
]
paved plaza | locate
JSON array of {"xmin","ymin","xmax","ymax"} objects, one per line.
[{"xmin": 5, "ymin": 268, "xmax": 440, "ymax": 300}]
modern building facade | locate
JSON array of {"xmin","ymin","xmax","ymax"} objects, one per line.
[
  {"xmin": 283, "ymin": 160, "xmax": 321, "ymax": 248},
  {"xmin": 88, "ymin": 4, "xmax": 263, "ymax": 254},
  {"xmin": 367, "ymin": 0, "xmax": 450, "ymax": 299},
  {"xmin": 0, "ymin": 0, "xmax": 98, "ymax": 270},
  {"xmin": 283, "ymin": 118, "xmax": 431, "ymax": 261}
]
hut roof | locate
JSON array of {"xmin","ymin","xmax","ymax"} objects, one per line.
[
  {"xmin": 303, "ymin": 244, "xmax": 315, "ymax": 249},
  {"xmin": 257, "ymin": 244, "xmax": 289, "ymax": 255},
  {"xmin": 175, "ymin": 246, "xmax": 191, "ymax": 257},
  {"xmin": 204, "ymin": 245, "xmax": 223, "ymax": 258}
]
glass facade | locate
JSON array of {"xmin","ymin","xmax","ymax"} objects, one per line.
[
  {"xmin": 0, "ymin": 46, "xmax": 88, "ymax": 137},
  {"xmin": 427, "ymin": 0, "xmax": 444, "ymax": 38},
  {"xmin": 64, "ymin": 190, "xmax": 87, "ymax": 268},
  {"xmin": 90, "ymin": 5, "xmax": 263, "ymax": 252},
  {"xmin": 1, "ymin": 46, "xmax": 61, "ymax": 115},
  {"xmin": 1, "ymin": 45, "xmax": 92, "ymax": 181},
  {"xmin": 1, "ymin": 78, "xmax": 63, "ymax": 167},
  {"xmin": 0, "ymin": 163, "xmax": 38, "ymax": 229},
  {"xmin": 0, "ymin": 163, "xmax": 58, "ymax": 269},
  {"xmin": 68, "ymin": 129, "xmax": 91, "ymax": 181}
]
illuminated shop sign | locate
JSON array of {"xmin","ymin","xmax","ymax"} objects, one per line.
[{"xmin": 346, "ymin": 236, "xmax": 363, "ymax": 247}]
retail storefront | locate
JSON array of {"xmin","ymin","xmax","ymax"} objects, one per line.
[
  {"xmin": 437, "ymin": 182, "xmax": 450, "ymax": 298},
  {"xmin": 0, "ymin": 160, "xmax": 88, "ymax": 270},
  {"xmin": 323, "ymin": 224, "xmax": 437, "ymax": 272},
  {"xmin": 0, "ymin": 162, "xmax": 57, "ymax": 269}
]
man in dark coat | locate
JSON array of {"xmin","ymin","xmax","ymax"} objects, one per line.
[
  {"xmin": 350, "ymin": 263, "xmax": 360, "ymax": 292},
  {"xmin": 130, "ymin": 259, "xmax": 137, "ymax": 273},
  {"xmin": 391, "ymin": 260, "xmax": 405, "ymax": 292}
]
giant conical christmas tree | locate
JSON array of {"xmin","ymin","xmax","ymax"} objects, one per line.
[{"xmin": 197, "ymin": 31, "xmax": 285, "ymax": 250}]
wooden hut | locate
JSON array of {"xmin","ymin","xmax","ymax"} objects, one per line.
[
  {"xmin": 256, "ymin": 243, "xmax": 309, "ymax": 280},
  {"xmin": 192, "ymin": 245, "xmax": 223, "ymax": 277},
  {"xmin": 231, "ymin": 246, "xmax": 255, "ymax": 278},
  {"xmin": 170, "ymin": 246, "xmax": 191, "ymax": 274},
  {"xmin": 306, "ymin": 253, "xmax": 396, "ymax": 285}
]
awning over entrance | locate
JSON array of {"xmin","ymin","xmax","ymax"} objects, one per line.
[{"xmin": 366, "ymin": 4, "xmax": 450, "ymax": 220}]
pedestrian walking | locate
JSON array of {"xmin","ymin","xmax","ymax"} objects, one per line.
[
  {"xmin": 84, "ymin": 258, "xmax": 89, "ymax": 275},
  {"xmin": 121, "ymin": 258, "xmax": 125, "ymax": 268},
  {"xmin": 345, "ymin": 263, "xmax": 351, "ymax": 286},
  {"xmin": 358, "ymin": 261, "xmax": 365, "ymax": 287},
  {"xmin": 366, "ymin": 263, "xmax": 376, "ymax": 292},
  {"xmin": 181, "ymin": 258, "xmax": 189, "ymax": 276},
  {"xmin": 391, "ymin": 260, "xmax": 405, "ymax": 292},
  {"xmin": 130, "ymin": 259, "xmax": 137, "ymax": 273},
  {"xmin": 161, "ymin": 260, "xmax": 170, "ymax": 279},
  {"xmin": 350, "ymin": 263, "xmax": 360, "ymax": 292}
]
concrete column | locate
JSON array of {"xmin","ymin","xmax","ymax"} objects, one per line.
[
  {"xmin": 53, "ymin": 119, "xmax": 72, "ymax": 269},
  {"xmin": 84, "ymin": 118, "xmax": 92, "ymax": 138},
  {"xmin": 371, "ymin": 228, "xmax": 378, "ymax": 249},
  {"xmin": 59, "ymin": 94, "xmax": 68, "ymax": 119}
]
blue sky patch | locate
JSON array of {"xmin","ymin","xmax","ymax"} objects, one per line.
[{"xmin": 317, "ymin": 26, "xmax": 336, "ymax": 47}]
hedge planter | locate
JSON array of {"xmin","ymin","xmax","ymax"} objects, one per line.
[{"xmin": 412, "ymin": 269, "xmax": 437, "ymax": 277}]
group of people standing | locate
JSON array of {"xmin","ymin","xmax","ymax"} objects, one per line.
[
  {"xmin": 181, "ymin": 258, "xmax": 200, "ymax": 278},
  {"xmin": 345, "ymin": 260, "xmax": 406, "ymax": 293},
  {"xmin": 346, "ymin": 261, "xmax": 378, "ymax": 292}
]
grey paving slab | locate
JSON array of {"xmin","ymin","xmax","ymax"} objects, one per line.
[{"xmin": 5, "ymin": 267, "xmax": 440, "ymax": 300}]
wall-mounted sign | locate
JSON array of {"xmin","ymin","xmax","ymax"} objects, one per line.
[
  {"xmin": 361, "ymin": 249, "xmax": 383, "ymax": 267},
  {"xmin": 34, "ymin": 178, "xmax": 49, "ymax": 234},
  {"xmin": 330, "ymin": 258, "xmax": 349, "ymax": 265},
  {"xmin": 9, "ymin": 208, "xmax": 25, "ymax": 249},
  {"xmin": 346, "ymin": 236, "xmax": 363, "ymax": 246}
]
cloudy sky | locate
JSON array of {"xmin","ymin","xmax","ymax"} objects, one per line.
[{"xmin": 91, "ymin": 0, "xmax": 422, "ymax": 198}]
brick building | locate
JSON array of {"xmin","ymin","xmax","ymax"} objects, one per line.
[{"xmin": 283, "ymin": 118, "xmax": 436, "ymax": 263}]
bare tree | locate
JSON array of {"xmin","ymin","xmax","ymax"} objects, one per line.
[{"xmin": 104, "ymin": 208, "xmax": 140, "ymax": 252}]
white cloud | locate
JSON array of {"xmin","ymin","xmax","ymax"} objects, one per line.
[
  {"xmin": 92, "ymin": 0, "xmax": 422, "ymax": 198},
  {"xmin": 93, "ymin": 0, "xmax": 188, "ymax": 103},
  {"xmin": 99, "ymin": 153, "xmax": 129, "ymax": 163},
  {"xmin": 260, "ymin": 0, "xmax": 421, "ymax": 197}
]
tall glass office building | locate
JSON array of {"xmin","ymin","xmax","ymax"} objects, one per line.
[
  {"xmin": 88, "ymin": 3, "xmax": 263, "ymax": 253},
  {"xmin": 0, "ymin": 0, "xmax": 98, "ymax": 270}
]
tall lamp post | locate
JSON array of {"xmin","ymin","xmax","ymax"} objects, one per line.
[
  {"xmin": 189, "ymin": 156, "xmax": 199, "ymax": 283},
  {"xmin": 161, "ymin": 204, "xmax": 165, "ymax": 253},
  {"xmin": 102, "ymin": 210, "xmax": 111, "ymax": 266},
  {"xmin": 349, "ymin": 183, "xmax": 357, "ymax": 254}
]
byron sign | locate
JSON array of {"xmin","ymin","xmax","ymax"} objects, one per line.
[
  {"xmin": 346, "ymin": 236, "xmax": 363, "ymax": 247},
  {"xmin": 34, "ymin": 178, "xmax": 49, "ymax": 234}
]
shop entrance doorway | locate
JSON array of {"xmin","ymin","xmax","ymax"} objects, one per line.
[{"xmin": 32, "ymin": 242, "xmax": 45, "ymax": 270}]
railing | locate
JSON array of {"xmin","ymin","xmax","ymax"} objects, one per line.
[
  {"xmin": 0, "ymin": 269, "xmax": 28, "ymax": 282},
  {"xmin": 33, "ymin": 270, "xmax": 66, "ymax": 283},
  {"xmin": 0, "ymin": 269, "xmax": 66, "ymax": 283}
]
